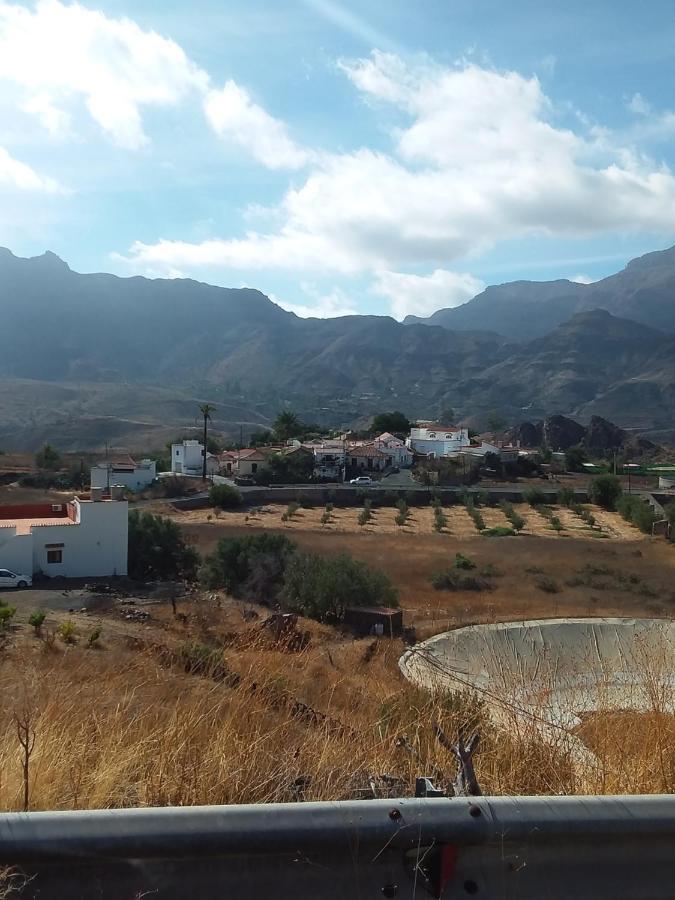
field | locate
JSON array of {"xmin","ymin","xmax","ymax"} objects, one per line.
[{"xmin": 0, "ymin": 492, "xmax": 673, "ymax": 813}]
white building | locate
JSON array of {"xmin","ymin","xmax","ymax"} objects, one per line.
[
  {"xmin": 463, "ymin": 441, "xmax": 520, "ymax": 464},
  {"xmin": 406, "ymin": 425, "xmax": 470, "ymax": 458},
  {"xmin": 0, "ymin": 492, "xmax": 128, "ymax": 578},
  {"xmin": 311, "ymin": 441, "xmax": 346, "ymax": 480},
  {"xmin": 90, "ymin": 457, "xmax": 156, "ymax": 492},
  {"xmin": 171, "ymin": 440, "xmax": 218, "ymax": 476},
  {"xmin": 373, "ymin": 432, "xmax": 414, "ymax": 467}
]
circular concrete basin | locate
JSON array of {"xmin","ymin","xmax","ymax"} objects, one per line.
[{"xmin": 400, "ymin": 618, "xmax": 675, "ymax": 729}]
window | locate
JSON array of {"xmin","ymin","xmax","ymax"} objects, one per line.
[
  {"xmin": 445, "ymin": 434, "xmax": 452, "ymax": 440},
  {"xmin": 47, "ymin": 549, "xmax": 62, "ymax": 564},
  {"xmin": 175, "ymin": 449, "xmax": 180, "ymax": 456},
  {"xmin": 51, "ymin": 504, "xmax": 63, "ymax": 512},
  {"xmin": 428, "ymin": 432, "xmax": 436, "ymax": 439},
  {"xmin": 251, "ymin": 463, "xmax": 258, "ymax": 473}
]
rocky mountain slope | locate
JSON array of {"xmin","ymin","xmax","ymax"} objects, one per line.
[
  {"xmin": 0, "ymin": 247, "xmax": 673, "ymax": 449},
  {"xmin": 404, "ymin": 245, "xmax": 675, "ymax": 340}
]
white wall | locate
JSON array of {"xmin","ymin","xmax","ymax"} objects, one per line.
[
  {"xmin": 32, "ymin": 499, "xmax": 128, "ymax": 578},
  {"xmin": 172, "ymin": 441, "xmax": 208, "ymax": 475},
  {"xmin": 0, "ymin": 527, "xmax": 33, "ymax": 575},
  {"xmin": 407, "ymin": 427, "xmax": 470, "ymax": 457},
  {"xmin": 91, "ymin": 462, "xmax": 156, "ymax": 492}
]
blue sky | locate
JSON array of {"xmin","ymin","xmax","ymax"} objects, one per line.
[{"xmin": 2, "ymin": 0, "xmax": 675, "ymax": 319}]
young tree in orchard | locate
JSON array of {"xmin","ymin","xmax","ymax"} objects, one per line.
[
  {"xmin": 199, "ymin": 403, "xmax": 216, "ymax": 480},
  {"xmin": 35, "ymin": 443, "xmax": 61, "ymax": 470}
]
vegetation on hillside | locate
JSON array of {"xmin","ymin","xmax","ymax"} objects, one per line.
[{"xmin": 128, "ymin": 511, "xmax": 200, "ymax": 581}]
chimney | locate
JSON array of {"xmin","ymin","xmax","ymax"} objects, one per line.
[
  {"xmin": 110, "ymin": 485, "xmax": 125, "ymax": 501},
  {"xmin": 90, "ymin": 487, "xmax": 103, "ymax": 502}
]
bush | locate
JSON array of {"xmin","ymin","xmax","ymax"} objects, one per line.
[
  {"xmin": 453, "ymin": 553, "xmax": 475, "ymax": 570},
  {"xmin": 357, "ymin": 504, "xmax": 372, "ymax": 527},
  {"xmin": 535, "ymin": 576, "xmax": 560, "ymax": 594},
  {"xmin": 282, "ymin": 552, "xmax": 398, "ymax": 623},
  {"xmin": 589, "ymin": 475, "xmax": 622, "ymax": 510},
  {"xmin": 500, "ymin": 500, "xmax": 525, "ymax": 532},
  {"xmin": 482, "ymin": 526, "xmax": 515, "ymax": 537},
  {"xmin": 557, "ymin": 487, "xmax": 575, "ymax": 507},
  {"xmin": 281, "ymin": 501, "xmax": 300, "ymax": 522},
  {"xmin": 87, "ymin": 627, "xmax": 102, "ymax": 648},
  {"xmin": 549, "ymin": 516, "xmax": 564, "ymax": 533},
  {"xmin": 28, "ymin": 611, "xmax": 46, "ymax": 635},
  {"xmin": 201, "ymin": 533, "xmax": 296, "ymax": 600},
  {"xmin": 431, "ymin": 570, "xmax": 491, "ymax": 591},
  {"xmin": 465, "ymin": 500, "xmax": 485, "ymax": 531},
  {"xmin": 524, "ymin": 487, "xmax": 547, "ymax": 506},
  {"xmin": 394, "ymin": 499, "xmax": 409, "ymax": 527},
  {"xmin": 35, "ymin": 442, "xmax": 61, "ymax": 471},
  {"xmin": 57, "ymin": 621, "xmax": 77, "ymax": 643},
  {"xmin": 320, "ymin": 506, "xmax": 332, "ymax": 525},
  {"xmin": 128, "ymin": 510, "xmax": 200, "ymax": 581},
  {"xmin": 178, "ymin": 642, "xmax": 235, "ymax": 681},
  {"xmin": 617, "ymin": 494, "xmax": 658, "ymax": 534},
  {"xmin": 209, "ymin": 484, "xmax": 243, "ymax": 509},
  {"xmin": 0, "ymin": 605, "xmax": 16, "ymax": 630},
  {"xmin": 433, "ymin": 506, "xmax": 447, "ymax": 532}
]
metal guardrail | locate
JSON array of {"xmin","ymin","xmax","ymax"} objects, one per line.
[{"xmin": 1, "ymin": 795, "xmax": 674, "ymax": 898}]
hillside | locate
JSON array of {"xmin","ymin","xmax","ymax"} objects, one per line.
[
  {"xmin": 0, "ymin": 248, "xmax": 674, "ymax": 449},
  {"xmin": 404, "ymin": 245, "xmax": 675, "ymax": 340}
]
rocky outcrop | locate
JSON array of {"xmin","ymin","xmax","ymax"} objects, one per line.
[
  {"xmin": 583, "ymin": 416, "xmax": 627, "ymax": 452},
  {"xmin": 542, "ymin": 415, "xmax": 586, "ymax": 451}
]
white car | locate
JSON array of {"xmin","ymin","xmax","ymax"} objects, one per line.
[
  {"xmin": 0, "ymin": 569, "xmax": 32, "ymax": 589},
  {"xmin": 349, "ymin": 476, "xmax": 375, "ymax": 485}
]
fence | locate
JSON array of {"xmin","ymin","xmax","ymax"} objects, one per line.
[{"xmin": 1, "ymin": 794, "xmax": 674, "ymax": 898}]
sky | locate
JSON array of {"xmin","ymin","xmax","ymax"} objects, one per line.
[{"xmin": 3, "ymin": 0, "xmax": 675, "ymax": 320}]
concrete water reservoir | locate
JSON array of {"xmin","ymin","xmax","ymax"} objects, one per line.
[{"xmin": 400, "ymin": 618, "xmax": 675, "ymax": 729}]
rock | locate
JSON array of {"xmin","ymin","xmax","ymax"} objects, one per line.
[
  {"xmin": 505, "ymin": 421, "xmax": 543, "ymax": 447},
  {"xmin": 542, "ymin": 415, "xmax": 586, "ymax": 451},
  {"xmin": 583, "ymin": 415, "xmax": 626, "ymax": 452}
]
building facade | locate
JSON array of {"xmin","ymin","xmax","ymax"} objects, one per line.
[
  {"xmin": 406, "ymin": 426, "xmax": 470, "ymax": 458},
  {"xmin": 0, "ymin": 494, "xmax": 128, "ymax": 578},
  {"xmin": 171, "ymin": 440, "xmax": 218, "ymax": 476},
  {"xmin": 90, "ymin": 458, "xmax": 156, "ymax": 492}
]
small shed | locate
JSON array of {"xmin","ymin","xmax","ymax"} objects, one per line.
[{"xmin": 344, "ymin": 606, "xmax": 403, "ymax": 637}]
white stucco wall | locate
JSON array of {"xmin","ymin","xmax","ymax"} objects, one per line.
[
  {"xmin": 407, "ymin": 427, "xmax": 470, "ymax": 457},
  {"xmin": 0, "ymin": 527, "xmax": 33, "ymax": 575},
  {"xmin": 32, "ymin": 499, "xmax": 128, "ymax": 577},
  {"xmin": 91, "ymin": 462, "xmax": 156, "ymax": 492},
  {"xmin": 171, "ymin": 441, "xmax": 213, "ymax": 475}
]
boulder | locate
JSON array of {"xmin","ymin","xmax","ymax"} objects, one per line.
[{"xmin": 542, "ymin": 415, "xmax": 586, "ymax": 451}]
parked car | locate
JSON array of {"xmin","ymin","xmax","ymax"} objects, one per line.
[
  {"xmin": 234, "ymin": 476, "xmax": 255, "ymax": 486},
  {"xmin": 349, "ymin": 476, "xmax": 375, "ymax": 485},
  {"xmin": 0, "ymin": 569, "xmax": 32, "ymax": 589}
]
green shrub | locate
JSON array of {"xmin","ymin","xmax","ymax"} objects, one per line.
[
  {"xmin": 557, "ymin": 487, "xmax": 575, "ymax": 507},
  {"xmin": 535, "ymin": 576, "xmax": 560, "ymax": 594},
  {"xmin": 433, "ymin": 506, "xmax": 447, "ymax": 532},
  {"xmin": 28, "ymin": 611, "xmax": 46, "ymax": 634},
  {"xmin": 453, "ymin": 553, "xmax": 475, "ymax": 570},
  {"xmin": 357, "ymin": 506, "xmax": 371, "ymax": 527},
  {"xmin": 617, "ymin": 495, "xmax": 658, "ymax": 534},
  {"xmin": 0, "ymin": 605, "xmax": 16, "ymax": 630},
  {"xmin": 128, "ymin": 510, "xmax": 200, "ymax": 581},
  {"xmin": 431, "ymin": 570, "xmax": 491, "ymax": 591},
  {"xmin": 465, "ymin": 500, "xmax": 485, "ymax": 531},
  {"xmin": 209, "ymin": 484, "xmax": 243, "ymax": 509},
  {"xmin": 87, "ymin": 627, "xmax": 102, "ymax": 648},
  {"xmin": 523, "ymin": 487, "xmax": 547, "ymax": 506},
  {"xmin": 57, "ymin": 621, "xmax": 77, "ymax": 643},
  {"xmin": 589, "ymin": 475, "xmax": 622, "ymax": 511},
  {"xmin": 480, "ymin": 564, "xmax": 504, "ymax": 577},
  {"xmin": 500, "ymin": 500, "xmax": 525, "ymax": 532},
  {"xmin": 549, "ymin": 516, "xmax": 564, "ymax": 532},
  {"xmin": 282, "ymin": 552, "xmax": 398, "ymax": 623},
  {"xmin": 201, "ymin": 533, "xmax": 296, "ymax": 599},
  {"xmin": 320, "ymin": 510, "xmax": 331, "ymax": 525},
  {"xmin": 178, "ymin": 642, "xmax": 234, "ymax": 681},
  {"xmin": 482, "ymin": 526, "xmax": 516, "ymax": 537},
  {"xmin": 281, "ymin": 501, "xmax": 300, "ymax": 522}
]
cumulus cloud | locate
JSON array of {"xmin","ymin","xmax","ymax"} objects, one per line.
[
  {"xmin": 0, "ymin": 146, "xmax": 61, "ymax": 192},
  {"xmin": 269, "ymin": 284, "xmax": 358, "ymax": 318},
  {"xmin": 127, "ymin": 51, "xmax": 675, "ymax": 306},
  {"xmin": 0, "ymin": 0, "xmax": 208, "ymax": 148},
  {"xmin": 374, "ymin": 269, "xmax": 485, "ymax": 320},
  {"xmin": 567, "ymin": 274, "xmax": 595, "ymax": 284},
  {"xmin": 204, "ymin": 81, "xmax": 310, "ymax": 169}
]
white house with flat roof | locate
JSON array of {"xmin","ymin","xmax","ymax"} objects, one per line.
[
  {"xmin": 91, "ymin": 457, "xmax": 156, "ymax": 492},
  {"xmin": 406, "ymin": 426, "xmax": 470, "ymax": 458},
  {"xmin": 0, "ymin": 493, "xmax": 128, "ymax": 578},
  {"xmin": 170, "ymin": 440, "xmax": 218, "ymax": 477}
]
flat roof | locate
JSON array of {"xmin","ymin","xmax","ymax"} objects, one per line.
[{"xmin": 4, "ymin": 518, "xmax": 76, "ymax": 535}]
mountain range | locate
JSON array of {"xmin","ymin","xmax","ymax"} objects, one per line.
[{"xmin": 0, "ymin": 245, "xmax": 674, "ymax": 451}]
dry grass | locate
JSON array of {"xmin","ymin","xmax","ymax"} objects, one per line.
[{"xmin": 2, "ymin": 594, "xmax": 675, "ymax": 811}]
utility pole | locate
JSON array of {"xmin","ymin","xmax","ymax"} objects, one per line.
[{"xmin": 199, "ymin": 404, "xmax": 215, "ymax": 481}]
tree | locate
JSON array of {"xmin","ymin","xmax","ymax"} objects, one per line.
[
  {"xmin": 199, "ymin": 403, "xmax": 216, "ymax": 480},
  {"xmin": 266, "ymin": 449, "xmax": 314, "ymax": 484},
  {"xmin": 438, "ymin": 406, "xmax": 455, "ymax": 425},
  {"xmin": 589, "ymin": 474, "xmax": 622, "ymax": 510},
  {"xmin": 209, "ymin": 484, "xmax": 243, "ymax": 509},
  {"xmin": 486, "ymin": 411, "xmax": 506, "ymax": 434},
  {"xmin": 370, "ymin": 411, "xmax": 411, "ymax": 436},
  {"xmin": 201, "ymin": 533, "xmax": 296, "ymax": 599},
  {"xmin": 282, "ymin": 552, "xmax": 398, "ymax": 623},
  {"xmin": 565, "ymin": 444, "xmax": 588, "ymax": 472},
  {"xmin": 273, "ymin": 409, "xmax": 303, "ymax": 442},
  {"xmin": 128, "ymin": 510, "xmax": 200, "ymax": 581},
  {"xmin": 35, "ymin": 443, "xmax": 61, "ymax": 470}
]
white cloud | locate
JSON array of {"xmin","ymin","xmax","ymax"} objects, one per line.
[
  {"xmin": 567, "ymin": 273, "xmax": 595, "ymax": 284},
  {"xmin": 124, "ymin": 53, "xmax": 675, "ymax": 285},
  {"xmin": 374, "ymin": 269, "xmax": 485, "ymax": 319},
  {"xmin": 628, "ymin": 92, "xmax": 651, "ymax": 116},
  {"xmin": 204, "ymin": 81, "xmax": 310, "ymax": 170},
  {"xmin": 268, "ymin": 285, "xmax": 358, "ymax": 318},
  {"xmin": 0, "ymin": 146, "xmax": 61, "ymax": 192},
  {"xmin": 0, "ymin": 0, "xmax": 208, "ymax": 148}
]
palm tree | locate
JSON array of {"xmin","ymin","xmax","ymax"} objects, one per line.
[
  {"xmin": 274, "ymin": 409, "xmax": 302, "ymax": 442},
  {"xmin": 199, "ymin": 403, "xmax": 216, "ymax": 480}
]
